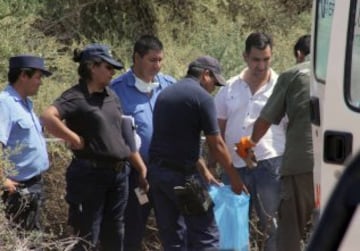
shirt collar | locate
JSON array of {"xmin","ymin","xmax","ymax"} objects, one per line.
[
  {"xmin": 79, "ymin": 79, "xmax": 109, "ymax": 97},
  {"xmin": 4, "ymin": 84, "xmax": 33, "ymax": 108},
  {"xmin": 238, "ymin": 68, "xmax": 278, "ymax": 86},
  {"xmin": 5, "ymin": 84, "xmax": 22, "ymax": 101}
]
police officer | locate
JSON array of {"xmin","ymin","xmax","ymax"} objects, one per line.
[
  {"xmin": 148, "ymin": 55, "xmax": 247, "ymax": 251},
  {"xmin": 0, "ymin": 55, "xmax": 52, "ymax": 230},
  {"xmin": 41, "ymin": 44, "xmax": 149, "ymax": 251}
]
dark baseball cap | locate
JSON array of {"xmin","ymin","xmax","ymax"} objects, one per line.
[
  {"xmin": 188, "ymin": 55, "xmax": 226, "ymax": 86},
  {"xmin": 9, "ymin": 55, "xmax": 52, "ymax": 77},
  {"xmin": 81, "ymin": 44, "xmax": 123, "ymax": 70}
]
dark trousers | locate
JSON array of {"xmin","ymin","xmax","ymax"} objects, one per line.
[
  {"xmin": 124, "ymin": 167, "xmax": 152, "ymax": 251},
  {"xmin": 66, "ymin": 158, "xmax": 129, "ymax": 251},
  {"xmin": 148, "ymin": 163, "xmax": 219, "ymax": 251},
  {"xmin": 2, "ymin": 175, "xmax": 43, "ymax": 231},
  {"xmin": 277, "ymin": 173, "xmax": 314, "ymax": 251}
]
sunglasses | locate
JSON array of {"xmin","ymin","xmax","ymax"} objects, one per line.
[{"xmin": 104, "ymin": 64, "xmax": 114, "ymax": 71}]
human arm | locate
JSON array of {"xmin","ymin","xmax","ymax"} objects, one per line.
[
  {"xmin": 41, "ymin": 105, "xmax": 84, "ymax": 150},
  {"xmin": 2, "ymin": 178, "xmax": 19, "ymax": 194},
  {"xmin": 128, "ymin": 152, "xmax": 149, "ymax": 192},
  {"xmin": 207, "ymin": 118, "xmax": 227, "ymax": 170},
  {"xmin": 121, "ymin": 115, "xmax": 140, "ymax": 152},
  {"xmin": 251, "ymin": 117, "xmax": 272, "ymax": 144},
  {"xmin": 235, "ymin": 117, "xmax": 272, "ymax": 163},
  {"xmin": 0, "ymin": 144, "xmax": 19, "ymax": 193},
  {"xmin": 217, "ymin": 118, "xmax": 227, "ymax": 140},
  {"xmin": 206, "ymin": 134, "xmax": 247, "ymax": 194},
  {"xmin": 196, "ymin": 157, "xmax": 221, "ymax": 186}
]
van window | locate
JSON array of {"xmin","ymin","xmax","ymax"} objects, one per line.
[
  {"xmin": 314, "ymin": 0, "xmax": 335, "ymax": 82},
  {"xmin": 348, "ymin": 0, "xmax": 360, "ymax": 108}
]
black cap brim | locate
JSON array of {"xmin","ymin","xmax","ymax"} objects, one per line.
[
  {"xmin": 40, "ymin": 69, "xmax": 52, "ymax": 77},
  {"xmin": 101, "ymin": 56, "xmax": 123, "ymax": 70},
  {"xmin": 214, "ymin": 73, "xmax": 226, "ymax": 86}
]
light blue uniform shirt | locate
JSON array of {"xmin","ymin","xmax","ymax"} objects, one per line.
[
  {"xmin": 0, "ymin": 85, "xmax": 49, "ymax": 181},
  {"xmin": 110, "ymin": 69, "xmax": 175, "ymax": 163}
]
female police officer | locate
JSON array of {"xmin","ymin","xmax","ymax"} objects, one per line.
[{"xmin": 41, "ymin": 44, "xmax": 149, "ymax": 251}]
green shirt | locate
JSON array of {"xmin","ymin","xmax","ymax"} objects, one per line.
[{"xmin": 260, "ymin": 61, "xmax": 313, "ymax": 175}]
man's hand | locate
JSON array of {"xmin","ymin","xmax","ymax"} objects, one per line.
[
  {"xmin": 68, "ymin": 135, "xmax": 85, "ymax": 150},
  {"xmin": 201, "ymin": 167, "xmax": 222, "ymax": 186},
  {"xmin": 138, "ymin": 174, "xmax": 149, "ymax": 193},
  {"xmin": 229, "ymin": 175, "xmax": 248, "ymax": 195},
  {"xmin": 3, "ymin": 178, "xmax": 19, "ymax": 194},
  {"xmin": 196, "ymin": 158, "xmax": 221, "ymax": 186},
  {"xmin": 235, "ymin": 137, "xmax": 257, "ymax": 168},
  {"xmin": 235, "ymin": 136, "xmax": 256, "ymax": 158}
]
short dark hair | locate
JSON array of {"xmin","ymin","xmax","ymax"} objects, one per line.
[
  {"xmin": 133, "ymin": 35, "xmax": 163, "ymax": 61},
  {"xmin": 8, "ymin": 68, "xmax": 38, "ymax": 84},
  {"xmin": 186, "ymin": 66, "xmax": 204, "ymax": 79},
  {"xmin": 294, "ymin": 34, "xmax": 311, "ymax": 57},
  {"xmin": 245, "ymin": 32, "xmax": 273, "ymax": 54}
]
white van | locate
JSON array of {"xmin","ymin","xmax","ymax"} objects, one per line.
[{"xmin": 310, "ymin": 0, "xmax": 360, "ymax": 250}]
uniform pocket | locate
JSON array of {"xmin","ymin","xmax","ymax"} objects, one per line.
[{"xmin": 15, "ymin": 119, "xmax": 34, "ymax": 145}]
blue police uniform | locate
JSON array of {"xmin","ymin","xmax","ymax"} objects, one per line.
[
  {"xmin": 0, "ymin": 84, "xmax": 49, "ymax": 230},
  {"xmin": 148, "ymin": 76, "xmax": 220, "ymax": 251},
  {"xmin": 111, "ymin": 69, "xmax": 175, "ymax": 250},
  {"xmin": 0, "ymin": 85, "xmax": 49, "ymax": 180}
]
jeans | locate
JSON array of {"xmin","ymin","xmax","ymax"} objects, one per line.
[
  {"xmin": 222, "ymin": 156, "xmax": 282, "ymax": 251},
  {"xmin": 66, "ymin": 158, "xmax": 129, "ymax": 251},
  {"xmin": 148, "ymin": 162, "xmax": 219, "ymax": 251}
]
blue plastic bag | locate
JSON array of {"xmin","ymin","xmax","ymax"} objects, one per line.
[{"xmin": 209, "ymin": 185, "xmax": 250, "ymax": 251}]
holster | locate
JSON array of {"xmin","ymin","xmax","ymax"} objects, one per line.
[
  {"xmin": 174, "ymin": 176, "xmax": 213, "ymax": 215},
  {"xmin": 2, "ymin": 186, "xmax": 41, "ymax": 230}
]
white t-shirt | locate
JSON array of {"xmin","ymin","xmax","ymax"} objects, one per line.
[{"xmin": 214, "ymin": 68, "xmax": 286, "ymax": 168}]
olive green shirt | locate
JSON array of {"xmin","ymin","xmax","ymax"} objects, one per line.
[{"xmin": 260, "ymin": 61, "xmax": 313, "ymax": 176}]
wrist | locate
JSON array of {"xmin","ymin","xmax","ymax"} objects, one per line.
[{"xmin": 249, "ymin": 137, "xmax": 257, "ymax": 146}]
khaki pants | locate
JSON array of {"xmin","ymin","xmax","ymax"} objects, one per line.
[{"xmin": 277, "ymin": 173, "xmax": 314, "ymax": 251}]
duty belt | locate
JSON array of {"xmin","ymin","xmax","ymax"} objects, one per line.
[
  {"xmin": 152, "ymin": 158, "xmax": 196, "ymax": 175},
  {"xmin": 74, "ymin": 158, "xmax": 127, "ymax": 172},
  {"xmin": 19, "ymin": 175, "xmax": 42, "ymax": 187}
]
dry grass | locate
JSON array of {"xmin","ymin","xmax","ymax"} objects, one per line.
[{"xmin": 1, "ymin": 144, "xmax": 313, "ymax": 251}]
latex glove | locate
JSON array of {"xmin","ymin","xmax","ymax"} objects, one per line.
[
  {"xmin": 235, "ymin": 136, "xmax": 257, "ymax": 168},
  {"xmin": 235, "ymin": 136, "xmax": 256, "ymax": 158}
]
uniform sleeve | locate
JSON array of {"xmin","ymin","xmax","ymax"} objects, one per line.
[
  {"xmin": 200, "ymin": 96, "xmax": 220, "ymax": 136},
  {"xmin": 214, "ymin": 86, "xmax": 228, "ymax": 120},
  {"xmin": 260, "ymin": 74, "xmax": 287, "ymax": 125},
  {"xmin": 52, "ymin": 90, "xmax": 82, "ymax": 120},
  {"xmin": 0, "ymin": 101, "xmax": 12, "ymax": 145},
  {"xmin": 121, "ymin": 115, "xmax": 138, "ymax": 152}
]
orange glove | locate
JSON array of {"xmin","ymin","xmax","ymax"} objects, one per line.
[{"xmin": 235, "ymin": 136, "xmax": 256, "ymax": 159}]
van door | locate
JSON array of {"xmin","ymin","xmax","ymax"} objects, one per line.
[{"xmin": 311, "ymin": 0, "xmax": 360, "ymax": 250}]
